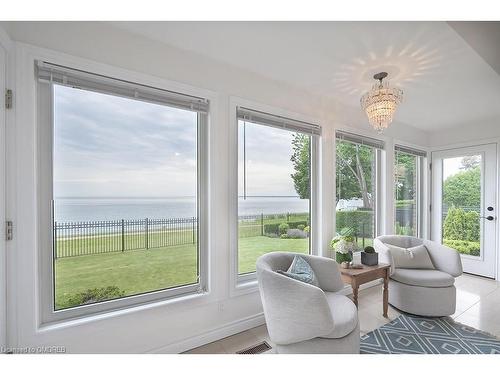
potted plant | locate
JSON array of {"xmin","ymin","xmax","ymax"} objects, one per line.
[
  {"xmin": 330, "ymin": 227, "xmax": 357, "ymax": 264},
  {"xmin": 361, "ymin": 246, "xmax": 378, "ymax": 266}
]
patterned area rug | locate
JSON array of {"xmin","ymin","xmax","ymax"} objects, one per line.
[{"xmin": 360, "ymin": 314, "xmax": 500, "ymax": 354}]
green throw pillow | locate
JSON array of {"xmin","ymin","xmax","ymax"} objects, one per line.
[{"xmin": 277, "ymin": 255, "xmax": 319, "ymax": 287}]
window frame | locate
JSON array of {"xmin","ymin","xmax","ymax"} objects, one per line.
[
  {"xmin": 334, "ymin": 130, "xmax": 384, "ymax": 241},
  {"xmin": 37, "ymin": 63, "xmax": 210, "ymax": 324},
  {"xmin": 393, "ymin": 145, "xmax": 427, "ymax": 238},
  {"xmin": 229, "ymin": 99, "xmax": 321, "ymax": 292}
]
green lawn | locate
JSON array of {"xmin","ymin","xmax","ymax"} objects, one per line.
[{"xmin": 55, "ymin": 235, "xmax": 309, "ymax": 310}]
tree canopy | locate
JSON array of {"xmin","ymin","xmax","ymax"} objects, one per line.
[
  {"xmin": 443, "ymin": 166, "xmax": 480, "ymax": 208},
  {"xmin": 290, "ymin": 133, "xmax": 310, "ymax": 199}
]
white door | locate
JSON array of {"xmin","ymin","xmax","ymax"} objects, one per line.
[{"xmin": 431, "ymin": 144, "xmax": 497, "ymax": 278}]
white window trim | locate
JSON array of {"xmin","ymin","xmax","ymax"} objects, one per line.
[
  {"xmin": 37, "ymin": 67, "xmax": 211, "ymax": 324},
  {"xmin": 228, "ymin": 97, "xmax": 322, "ymax": 296},
  {"xmin": 7, "ymin": 45, "xmax": 219, "ymax": 329}
]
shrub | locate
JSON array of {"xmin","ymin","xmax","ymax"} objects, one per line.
[
  {"xmin": 304, "ymin": 226, "xmax": 310, "ymax": 234},
  {"xmin": 286, "ymin": 228, "xmax": 307, "ymax": 239},
  {"xmin": 264, "ymin": 220, "xmax": 308, "ymax": 236},
  {"xmin": 280, "ymin": 234, "xmax": 290, "ymax": 239},
  {"xmin": 395, "ymin": 222, "xmax": 414, "ymax": 236},
  {"xmin": 66, "ymin": 286, "xmax": 125, "ymax": 307},
  {"xmin": 278, "ymin": 223, "xmax": 290, "ymax": 235},
  {"xmin": 443, "ymin": 239, "xmax": 480, "ymax": 256},
  {"xmin": 443, "ymin": 207, "xmax": 479, "ymax": 242},
  {"xmin": 297, "ymin": 224, "xmax": 305, "ymax": 231}
]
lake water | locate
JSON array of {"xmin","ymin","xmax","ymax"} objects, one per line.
[{"xmin": 54, "ymin": 197, "xmax": 309, "ymax": 222}]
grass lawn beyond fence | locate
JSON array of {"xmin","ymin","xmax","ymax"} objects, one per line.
[{"xmin": 55, "ymin": 236, "xmax": 309, "ymax": 310}]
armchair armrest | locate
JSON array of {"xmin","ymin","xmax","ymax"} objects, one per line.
[
  {"xmin": 258, "ymin": 269, "xmax": 334, "ymax": 345},
  {"xmin": 423, "ymin": 240, "xmax": 463, "ymax": 277},
  {"xmin": 299, "ymin": 254, "xmax": 345, "ymax": 292},
  {"xmin": 373, "ymin": 238, "xmax": 396, "ymax": 275}
]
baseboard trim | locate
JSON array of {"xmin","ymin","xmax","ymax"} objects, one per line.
[
  {"xmin": 147, "ymin": 312, "xmax": 266, "ymax": 354},
  {"xmin": 148, "ymin": 279, "xmax": 382, "ymax": 354}
]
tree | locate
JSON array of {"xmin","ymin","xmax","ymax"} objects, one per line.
[
  {"xmin": 290, "ymin": 133, "xmax": 310, "ymax": 199},
  {"xmin": 336, "ymin": 141, "xmax": 374, "ymax": 208},
  {"xmin": 443, "ymin": 167, "xmax": 480, "ymax": 208},
  {"xmin": 460, "ymin": 155, "xmax": 480, "ymax": 170}
]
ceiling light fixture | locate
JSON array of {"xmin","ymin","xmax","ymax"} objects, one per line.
[{"xmin": 360, "ymin": 72, "xmax": 403, "ymax": 133}]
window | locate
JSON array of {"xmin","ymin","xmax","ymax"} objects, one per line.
[
  {"xmin": 335, "ymin": 131, "xmax": 383, "ymax": 248},
  {"xmin": 37, "ymin": 62, "xmax": 209, "ymax": 321},
  {"xmin": 394, "ymin": 145, "xmax": 426, "ymax": 237},
  {"xmin": 236, "ymin": 107, "xmax": 320, "ymax": 276}
]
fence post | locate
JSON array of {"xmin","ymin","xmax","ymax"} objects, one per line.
[
  {"xmin": 261, "ymin": 213, "xmax": 264, "ymax": 236},
  {"xmin": 192, "ymin": 217, "xmax": 196, "ymax": 244},
  {"xmin": 145, "ymin": 218, "xmax": 149, "ymax": 250},
  {"xmin": 53, "ymin": 221, "xmax": 58, "ymax": 260},
  {"xmin": 121, "ymin": 219, "xmax": 125, "ymax": 252}
]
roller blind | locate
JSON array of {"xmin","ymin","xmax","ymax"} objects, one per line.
[
  {"xmin": 335, "ymin": 130, "xmax": 385, "ymax": 150},
  {"xmin": 395, "ymin": 144, "xmax": 427, "ymax": 158},
  {"xmin": 36, "ymin": 61, "xmax": 209, "ymax": 114},
  {"xmin": 236, "ymin": 106, "xmax": 321, "ymax": 136}
]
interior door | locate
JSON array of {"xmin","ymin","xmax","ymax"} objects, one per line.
[{"xmin": 431, "ymin": 144, "xmax": 497, "ymax": 278}]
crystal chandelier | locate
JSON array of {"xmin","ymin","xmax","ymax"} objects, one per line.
[{"xmin": 360, "ymin": 72, "xmax": 403, "ymax": 133}]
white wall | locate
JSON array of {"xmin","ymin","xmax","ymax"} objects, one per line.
[
  {"xmin": 1, "ymin": 21, "xmax": 431, "ymax": 353},
  {"xmin": 428, "ymin": 117, "xmax": 500, "ymax": 148}
]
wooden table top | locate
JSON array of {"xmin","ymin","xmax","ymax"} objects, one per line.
[{"xmin": 339, "ymin": 263, "xmax": 390, "ymax": 277}]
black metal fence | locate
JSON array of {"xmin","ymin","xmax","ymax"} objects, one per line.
[
  {"xmin": 54, "ymin": 208, "xmax": 414, "ymax": 259},
  {"xmin": 54, "ymin": 217, "xmax": 198, "ymax": 258}
]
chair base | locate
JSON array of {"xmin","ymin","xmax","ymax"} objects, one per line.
[
  {"xmin": 389, "ymin": 280, "xmax": 456, "ymax": 317},
  {"xmin": 275, "ymin": 322, "xmax": 360, "ymax": 354}
]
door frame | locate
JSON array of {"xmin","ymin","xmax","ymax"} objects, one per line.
[
  {"xmin": 0, "ymin": 29, "xmax": 10, "ymax": 350},
  {"xmin": 431, "ymin": 142, "xmax": 498, "ymax": 279}
]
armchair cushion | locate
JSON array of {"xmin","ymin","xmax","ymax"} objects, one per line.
[
  {"xmin": 387, "ymin": 244, "xmax": 435, "ymax": 269},
  {"xmin": 320, "ymin": 293, "xmax": 358, "ymax": 339},
  {"xmin": 277, "ymin": 255, "xmax": 319, "ymax": 286},
  {"xmin": 391, "ymin": 268, "xmax": 455, "ymax": 288}
]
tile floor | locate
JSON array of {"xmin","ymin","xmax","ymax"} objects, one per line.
[{"xmin": 185, "ymin": 273, "xmax": 500, "ymax": 354}]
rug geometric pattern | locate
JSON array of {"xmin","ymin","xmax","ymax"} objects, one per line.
[{"xmin": 360, "ymin": 314, "xmax": 500, "ymax": 354}]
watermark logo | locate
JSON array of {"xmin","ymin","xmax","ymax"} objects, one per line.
[{"xmin": 1, "ymin": 345, "xmax": 66, "ymax": 354}]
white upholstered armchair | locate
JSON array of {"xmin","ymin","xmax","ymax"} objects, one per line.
[
  {"xmin": 256, "ymin": 252, "xmax": 359, "ymax": 354},
  {"xmin": 374, "ymin": 235, "xmax": 463, "ymax": 317}
]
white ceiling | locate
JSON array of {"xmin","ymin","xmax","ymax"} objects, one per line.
[{"xmin": 109, "ymin": 21, "xmax": 500, "ymax": 132}]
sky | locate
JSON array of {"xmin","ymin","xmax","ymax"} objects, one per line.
[
  {"xmin": 442, "ymin": 156, "xmax": 481, "ymax": 180},
  {"xmin": 238, "ymin": 120, "xmax": 298, "ymax": 196},
  {"xmin": 54, "ymin": 85, "xmax": 298, "ymax": 198}
]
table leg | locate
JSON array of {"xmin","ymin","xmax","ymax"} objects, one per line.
[
  {"xmin": 383, "ymin": 269, "xmax": 389, "ymax": 318},
  {"xmin": 352, "ymin": 280, "xmax": 359, "ymax": 308}
]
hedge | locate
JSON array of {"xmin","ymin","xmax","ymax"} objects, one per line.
[
  {"xmin": 336, "ymin": 210, "xmax": 373, "ymax": 238},
  {"xmin": 443, "ymin": 206, "xmax": 480, "ymax": 242},
  {"xmin": 264, "ymin": 220, "xmax": 308, "ymax": 236},
  {"xmin": 443, "ymin": 239, "xmax": 480, "ymax": 257}
]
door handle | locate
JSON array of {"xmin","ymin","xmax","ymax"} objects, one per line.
[{"xmin": 480, "ymin": 215, "xmax": 495, "ymax": 221}]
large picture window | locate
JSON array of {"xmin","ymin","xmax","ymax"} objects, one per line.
[
  {"xmin": 335, "ymin": 131, "xmax": 383, "ymax": 248},
  {"xmin": 37, "ymin": 62, "xmax": 209, "ymax": 320},
  {"xmin": 236, "ymin": 107, "xmax": 319, "ymax": 276},
  {"xmin": 394, "ymin": 145, "xmax": 426, "ymax": 237}
]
